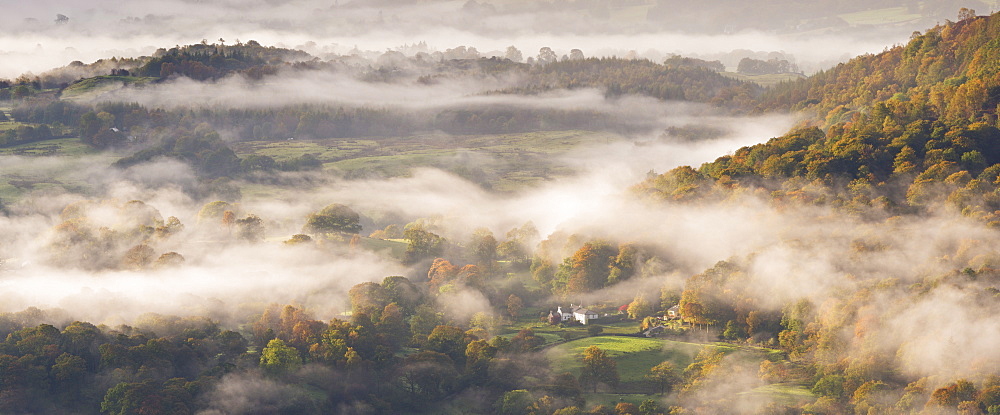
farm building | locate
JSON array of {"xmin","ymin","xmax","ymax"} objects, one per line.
[
  {"xmin": 666, "ymin": 305, "xmax": 680, "ymax": 319},
  {"xmin": 551, "ymin": 304, "xmax": 601, "ymax": 325}
]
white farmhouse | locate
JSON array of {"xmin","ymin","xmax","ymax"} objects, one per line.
[{"xmin": 555, "ymin": 304, "xmax": 600, "ymax": 325}]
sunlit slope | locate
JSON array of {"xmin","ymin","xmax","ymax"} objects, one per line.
[{"xmin": 638, "ymin": 12, "xmax": 1000, "ymax": 225}]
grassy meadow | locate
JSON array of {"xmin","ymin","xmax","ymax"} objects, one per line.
[
  {"xmin": 60, "ymin": 76, "xmax": 157, "ymax": 101},
  {"xmin": 547, "ymin": 336, "xmax": 735, "ymax": 384},
  {"xmin": 545, "ymin": 333, "xmax": 813, "ymax": 408},
  {"xmin": 234, "ymin": 130, "xmax": 621, "ymax": 193},
  {"xmin": 0, "ymin": 137, "xmax": 118, "ymax": 204}
]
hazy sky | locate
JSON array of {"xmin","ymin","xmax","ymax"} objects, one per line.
[{"xmin": 1, "ymin": 0, "xmax": 986, "ymax": 79}]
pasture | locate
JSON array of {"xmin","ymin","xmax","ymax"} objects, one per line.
[
  {"xmin": 234, "ymin": 130, "xmax": 621, "ymax": 192},
  {"xmin": 547, "ymin": 335, "xmax": 734, "ymax": 384}
]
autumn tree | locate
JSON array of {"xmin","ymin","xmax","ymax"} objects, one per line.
[
  {"xmin": 348, "ymin": 282, "xmax": 389, "ymax": 319},
  {"xmin": 560, "ymin": 241, "xmax": 618, "ymax": 294},
  {"xmin": 538, "ymin": 47, "xmax": 558, "ymax": 65},
  {"xmin": 427, "ymin": 258, "xmax": 459, "ymax": 292},
  {"xmin": 121, "ymin": 244, "xmax": 155, "ymax": 270},
  {"xmin": 580, "ymin": 345, "xmax": 619, "ymax": 392},
  {"xmin": 506, "ymin": 294, "xmax": 523, "ymax": 319},
  {"xmin": 509, "ymin": 328, "xmax": 545, "ymax": 353},
  {"xmin": 235, "ymin": 214, "xmax": 265, "ymax": 242},
  {"xmin": 615, "ymin": 402, "xmax": 639, "ymax": 415},
  {"xmin": 958, "ymin": 7, "xmax": 976, "ymax": 21},
  {"xmin": 376, "ymin": 303, "xmax": 409, "ymax": 349},
  {"xmin": 504, "ymin": 46, "xmax": 523, "ymax": 62},
  {"xmin": 284, "ymin": 234, "xmax": 312, "ymax": 245},
  {"xmin": 647, "ymin": 360, "xmax": 681, "ymax": 395}
]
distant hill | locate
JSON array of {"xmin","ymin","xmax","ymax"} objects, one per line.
[
  {"xmin": 132, "ymin": 41, "xmax": 314, "ymax": 80},
  {"xmin": 505, "ymin": 57, "xmax": 760, "ymax": 110}
]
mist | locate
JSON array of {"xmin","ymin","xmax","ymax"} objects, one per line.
[
  {"xmin": 0, "ymin": 101, "xmax": 795, "ymax": 326},
  {"xmin": 2, "ymin": 0, "xmax": 982, "ymax": 79},
  {"xmin": 4, "ymin": 1, "xmax": 1000, "ymax": 412}
]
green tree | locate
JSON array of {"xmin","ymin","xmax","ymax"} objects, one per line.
[
  {"xmin": 812, "ymin": 374, "xmax": 846, "ymax": 399},
  {"xmin": 426, "ymin": 325, "xmax": 468, "ymax": 364},
  {"xmin": 403, "ymin": 224, "xmax": 446, "ymax": 264},
  {"xmin": 395, "ymin": 351, "xmax": 458, "ymax": 404},
  {"xmin": 638, "ymin": 399, "xmax": 662, "ymax": 415},
  {"xmin": 722, "ymin": 320, "xmax": 746, "ymax": 341},
  {"xmin": 101, "ymin": 380, "xmax": 160, "ymax": 415},
  {"xmin": 303, "ymin": 203, "xmax": 362, "ymax": 235},
  {"xmin": 409, "ymin": 304, "xmax": 444, "ymax": 343},
  {"xmin": 627, "ymin": 294, "xmax": 653, "ymax": 319},
  {"xmin": 497, "ymin": 389, "xmax": 534, "ymax": 415},
  {"xmin": 470, "ymin": 228, "xmax": 498, "ymax": 266},
  {"xmin": 259, "ymin": 338, "xmax": 302, "ymax": 375}
]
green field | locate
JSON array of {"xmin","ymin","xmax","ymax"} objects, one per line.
[
  {"xmin": 0, "ymin": 121, "xmax": 23, "ymax": 131},
  {"xmin": 60, "ymin": 76, "xmax": 157, "ymax": 101},
  {"xmin": 547, "ymin": 336, "xmax": 735, "ymax": 384},
  {"xmin": 0, "ymin": 137, "xmax": 97, "ymax": 157},
  {"xmin": 547, "ymin": 335, "xmax": 815, "ymax": 408},
  {"xmin": 0, "ymin": 138, "xmax": 116, "ymax": 203},
  {"xmin": 0, "ymin": 129, "xmax": 620, "ymax": 205},
  {"xmin": 234, "ymin": 130, "xmax": 621, "ymax": 192}
]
